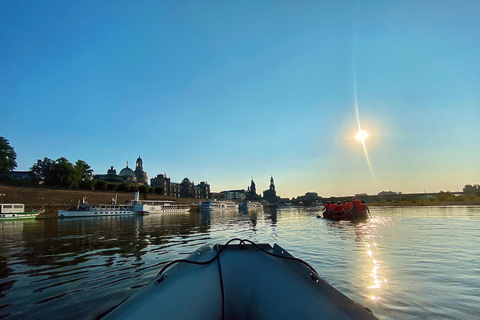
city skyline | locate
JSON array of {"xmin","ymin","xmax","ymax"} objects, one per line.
[
  {"xmin": 8, "ymin": 153, "xmax": 473, "ymax": 199},
  {"xmin": 2, "ymin": 1, "xmax": 479, "ymax": 199}
]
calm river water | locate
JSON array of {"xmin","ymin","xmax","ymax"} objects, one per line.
[{"xmin": 1, "ymin": 206, "xmax": 479, "ymax": 319}]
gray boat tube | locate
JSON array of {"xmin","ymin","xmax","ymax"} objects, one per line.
[{"xmin": 101, "ymin": 238, "xmax": 378, "ymax": 320}]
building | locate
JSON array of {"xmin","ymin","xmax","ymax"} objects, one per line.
[
  {"xmin": 221, "ymin": 190, "xmax": 246, "ymax": 200},
  {"xmin": 150, "ymin": 174, "xmax": 210, "ymax": 199},
  {"xmin": 134, "ymin": 156, "xmax": 148, "ymax": 185},
  {"xmin": 377, "ymin": 191, "xmax": 399, "ymax": 196},
  {"xmin": 93, "ymin": 156, "xmax": 210, "ymax": 198},
  {"xmin": 248, "ymin": 179, "xmax": 256, "ymax": 195},
  {"xmin": 263, "ymin": 176, "xmax": 280, "ymax": 203},
  {"xmin": 196, "ymin": 181, "xmax": 211, "ymax": 199},
  {"xmin": 246, "ymin": 178, "xmax": 261, "ymax": 200},
  {"xmin": 93, "ymin": 157, "xmax": 148, "ymax": 186},
  {"xmin": 94, "ymin": 164, "xmax": 133, "ymax": 184},
  {"xmin": 8, "ymin": 171, "xmax": 36, "ymax": 183},
  {"xmin": 294, "ymin": 192, "xmax": 322, "ymax": 206}
]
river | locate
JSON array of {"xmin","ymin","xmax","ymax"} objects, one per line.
[{"xmin": 1, "ymin": 206, "xmax": 479, "ymax": 319}]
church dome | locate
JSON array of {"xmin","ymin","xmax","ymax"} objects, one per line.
[{"xmin": 119, "ymin": 166, "xmax": 135, "ymax": 178}]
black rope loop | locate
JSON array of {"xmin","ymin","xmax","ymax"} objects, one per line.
[{"xmin": 155, "ymin": 238, "xmax": 319, "ymax": 279}]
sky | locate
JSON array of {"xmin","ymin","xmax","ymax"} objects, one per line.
[{"xmin": 1, "ymin": 0, "xmax": 479, "ymax": 199}]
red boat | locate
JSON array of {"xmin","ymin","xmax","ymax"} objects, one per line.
[
  {"xmin": 322, "ymin": 208, "xmax": 369, "ymax": 222},
  {"xmin": 318, "ymin": 199, "xmax": 370, "ymax": 222}
]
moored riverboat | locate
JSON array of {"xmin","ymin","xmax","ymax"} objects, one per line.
[
  {"xmin": 101, "ymin": 239, "xmax": 378, "ymax": 320},
  {"xmin": 58, "ymin": 193, "xmax": 142, "ymax": 218},
  {"xmin": 0, "ymin": 204, "xmax": 43, "ymax": 220},
  {"xmin": 58, "ymin": 201, "xmax": 140, "ymax": 218},
  {"xmin": 199, "ymin": 200, "xmax": 237, "ymax": 211},
  {"xmin": 134, "ymin": 200, "xmax": 190, "ymax": 214},
  {"xmin": 238, "ymin": 200, "xmax": 263, "ymax": 209},
  {"xmin": 58, "ymin": 192, "xmax": 190, "ymax": 217}
]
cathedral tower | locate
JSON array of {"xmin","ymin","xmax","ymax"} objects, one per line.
[{"xmin": 134, "ymin": 155, "xmax": 148, "ymax": 185}]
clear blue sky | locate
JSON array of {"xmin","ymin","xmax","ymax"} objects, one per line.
[{"xmin": 2, "ymin": 1, "xmax": 479, "ymax": 198}]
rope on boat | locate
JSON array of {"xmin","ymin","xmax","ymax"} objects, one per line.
[
  {"xmin": 154, "ymin": 238, "xmax": 320, "ymax": 281},
  {"xmin": 153, "ymin": 238, "xmax": 322, "ymax": 320}
]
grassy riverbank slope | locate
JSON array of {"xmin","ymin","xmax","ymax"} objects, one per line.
[
  {"xmin": 314, "ymin": 191, "xmax": 480, "ymax": 207},
  {"xmin": 0, "ymin": 185, "xmax": 204, "ymax": 217},
  {"xmin": 368, "ymin": 196, "xmax": 480, "ymax": 207},
  {"xmin": 368, "ymin": 200, "xmax": 480, "ymax": 207}
]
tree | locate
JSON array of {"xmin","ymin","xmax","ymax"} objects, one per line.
[
  {"xmin": 463, "ymin": 184, "xmax": 479, "ymax": 195},
  {"xmin": 74, "ymin": 160, "xmax": 93, "ymax": 182},
  {"xmin": 46, "ymin": 157, "xmax": 78, "ymax": 188},
  {"xmin": 118, "ymin": 182, "xmax": 130, "ymax": 192},
  {"xmin": 31, "ymin": 157, "xmax": 95, "ymax": 189},
  {"xmin": 31, "ymin": 157, "xmax": 54, "ymax": 181},
  {"xmin": 80, "ymin": 179, "xmax": 95, "ymax": 190},
  {"xmin": 75, "ymin": 160, "xmax": 94, "ymax": 189},
  {"xmin": 94, "ymin": 180, "xmax": 107, "ymax": 191},
  {"xmin": 106, "ymin": 182, "xmax": 118, "ymax": 191},
  {"xmin": 0, "ymin": 137, "xmax": 17, "ymax": 181}
]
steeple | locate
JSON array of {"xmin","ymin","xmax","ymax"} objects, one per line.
[
  {"xmin": 250, "ymin": 177, "xmax": 256, "ymax": 194},
  {"xmin": 270, "ymin": 175, "xmax": 275, "ymax": 191},
  {"xmin": 136, "ymin": 155, "xmax": 143, "ymax": 170},
  {"xmin": 134, "ymin": 155, "xmax": 148, "ymax": 185}
]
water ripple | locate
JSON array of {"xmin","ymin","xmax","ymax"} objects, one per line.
[{"xmin": 0, "ymin": 207, "xmax": 479, "ymax": 319}]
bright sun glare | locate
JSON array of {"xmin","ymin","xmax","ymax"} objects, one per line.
[{"xmin": 355, "ymin": 130, "xmax": 368, "ymax": 142}]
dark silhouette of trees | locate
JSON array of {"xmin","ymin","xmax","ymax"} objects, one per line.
[
  {"xmin": 46, "ymin": 157, "xmax": 78, "ymax": 187},
  {"xmin": 31, "ymin": 157, "xmax": 95, "ymax": 189},
  {"xmin": 0, "ymin": 137, "xmax": 17, "ymax": 181},
  {"xmin": 75, "ymin": 160, "xmax": 93, "ymax": 187},
  {"xmin": 117, "ymin": 182, "xmax": 129, "ymax": 192},
  {"xmin": 463, "ymin": 184, "xmax": 480, "ymax": 195},
  {"xmin": 106, "ymin": 182, "xmax": 118, "ymax": 191},
  {"xmin": 31, "ymin": 157, "xmax": 54, "ymax": 182},
  {"xmin": 94, "ymin": 180, "xmax": 107, "ymax": 191}
]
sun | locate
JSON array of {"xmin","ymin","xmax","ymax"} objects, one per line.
[{"xmin": 355, "ymin": 130, "xmax": 368, "ymax": 142}]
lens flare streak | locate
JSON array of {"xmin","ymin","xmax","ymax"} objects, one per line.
[{"xmin": 353, "ymin": 78, "xmax": 376, "ymax": 184}]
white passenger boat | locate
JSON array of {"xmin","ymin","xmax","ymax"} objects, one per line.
[
  {"xmin": 0, "ymin": 204, "xmax": 43, "ymax": 220},
  {"xmin": 238, "ymin": 200, "xmax": 263, "ymax": 209},
  {"xmin": 134, "ymin": 200, "xmax": 190, "ymax": 214},
  {"xmin": 58, "ymin": 200, "xmax": 140, "ymax": 218},
  {"xmin": 58, "ymin": 193, "xmax": 190, "ymax": 218},
  {"xmin": 199, "ymin": 200, "xmax": 237, "ymax": 211},
  {"xmin": 58, "ymin": 192, "xmax": 141, "ymax": 218}
]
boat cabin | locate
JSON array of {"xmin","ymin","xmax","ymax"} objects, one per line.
[{"xmin": 0, "ymin": 204, "xmax": 25, "ymax": 214}]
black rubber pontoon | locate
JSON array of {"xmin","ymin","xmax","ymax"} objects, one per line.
[{"xmin": 102, "ymin": 239, "xmax": 378, "ymax": 320}]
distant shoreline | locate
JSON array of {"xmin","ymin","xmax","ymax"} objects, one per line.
[{"xmin": 369, "ymin": 201, "xmax": 480, "ymax": 207}]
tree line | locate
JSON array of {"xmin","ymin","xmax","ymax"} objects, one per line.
[
  {"xmin": 1, "ymin": 136, "xmax": 161, "ymax": 193},
  {"xmin": 29, "ymin": 157, "xmax": 158, "ymax": 193},
  {"xmin": 31, "ymin": 157, "xmax": 94, "ymax": 188}
]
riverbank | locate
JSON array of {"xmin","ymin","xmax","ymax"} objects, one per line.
[
  {"xmin": 0, "ymin": 185, "xmax": 204, "ymax": 218},
  {"xmin": 368, "ymin": 200, "xmax": 480, "ymax": 206}
]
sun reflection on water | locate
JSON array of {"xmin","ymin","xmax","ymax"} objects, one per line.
[{"xmin": 358, "ymin": 220, "xmax": 389, "ymax": 303}]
